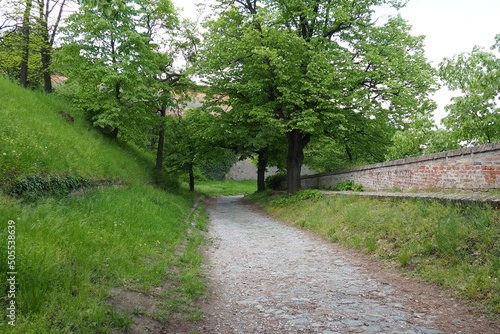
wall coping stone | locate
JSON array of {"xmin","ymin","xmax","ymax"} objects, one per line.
[{"xmin": 302, "ymin": 142, "xmax": 500, "ymax": 180}]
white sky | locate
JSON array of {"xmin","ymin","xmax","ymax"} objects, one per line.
[{"xmin": 171, "ymin": 0, "xmax": 500, "ymax": 125}]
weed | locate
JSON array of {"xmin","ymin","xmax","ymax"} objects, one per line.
[
  {"xmin": 332, "ymin": 180, "xmax": 364, "ymax": 191},
  {"xmin": 265, "ymin": 172, "xmax": 287, "ymax": 190},
  {"xmin": 270, "ymin": 189, "xmax": 324, "ymax": 207}
]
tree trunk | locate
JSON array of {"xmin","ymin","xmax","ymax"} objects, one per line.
[
  {"xmin": 20, "ymin": 0, "xmax": 33, "ymax": 87},
  {"xmin": 188, "ymin": 163, "xmax": 195, "ymax": 191},
  {"xmin": 286, "ymin": 129, "xmax": 310, "ymax": 194},
  {"xmin": 38, "ymin": 0, "xmax": 52, "ymax": 93},
  {"xmin": 257, "ymin": 149, "xmax": 268, "ymax": 192},
  {"xmin": 155, "ymin": 108, "xmax": 167, "ymax": 171},
  {"xmin": 41, "ymin": 46, "xmax": 52, "ymax": 93}
]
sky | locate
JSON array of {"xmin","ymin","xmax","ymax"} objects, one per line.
[{"xmin": 171, "ymin": 0, "xmax": 500, "ymax": 125}]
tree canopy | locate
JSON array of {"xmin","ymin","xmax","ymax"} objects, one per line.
[
  {"xmin": 439, "ymin": 36, "xmax": 500, "ymax": 145},
  {"xmin": 197, "ymin": 0, "xmax": 438, "ymax": 192},
  {"xmin": 4, "ymin": 0, "xmax": 498, "ymax": 193}
]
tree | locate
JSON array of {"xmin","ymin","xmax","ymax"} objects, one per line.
[
  {"xmin": 0, "ymin": 0, "xmax": 69, "ymax": 90},
  {"xmin": 439, "ymin": 36, "xmax": 500, "ymax": 145},
  {"xmin": 385, "ymin": 112, "xmax": 460, "ymax": 161},
  {"xmin": 208, "ymin": 96, "xmax": 287, "ymax": 191},
  {"xmin": 36, "ymin": 0, "xmax": 68, "ymax": 93},
  {"xmin": 162, "ymin": 105, "xmax": 228, "ymax": 191},
  {"xmin": 198, "ymin": 0, "xmax": 437, "ymax": 193},
  {"xmin": 55, "ymin": 0, "xmax": 171, "ymax": 140}
]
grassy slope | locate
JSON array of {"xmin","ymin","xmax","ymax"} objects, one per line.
[
  {"xmin": 0, "ymin": 77, "xmax": 152, "ymax": 187},
  {"xmin": 0, "ymin": 78, "xmax": 204, "ymax": 333},
  {"xmin": 247, "ymin": 190, "xmax": 500, "ymax": 315}
]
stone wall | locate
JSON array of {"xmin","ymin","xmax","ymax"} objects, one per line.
[
  {"xmin": 225, "ymin": 159, "xmax": 314, "ymax": 181},
  {"xmin": 300, "ymin": 142, "xmax": 500, "ymax": 192}
]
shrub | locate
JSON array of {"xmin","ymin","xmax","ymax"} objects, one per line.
[
  {"xmin": 333, "ymin": 180, "xmax": 364, "ymax": 192},
  {"xmin": 197, "ymin": 150, "xmax": 237, "ymax": 181},
  {"xmin": 8, "ymin": 175, "xmax": 93, "ymax": 202},
  {"xmin": 265, "ymin": 172, "xmax": 287, "ymax": 190},
  {"xmin": 153, "ymin": 170, "xmax": 180, "ymax": 192},
  {"xmin": 270, "ymin": 189, "xmax": 324, "ymax": 207}
]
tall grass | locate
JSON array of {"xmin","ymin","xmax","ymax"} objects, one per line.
[
  {"xmin": 192, "ymin": 180, "xmax": 257, "ymax": 196},
  {"xmin": 0, "ymin": 78, "xmax": 207, "ymax": 332},
  {"xmin": 250, "ymin": 191, "xmax": 500, "ymax": 314},
  {"xmin": 0, "ymin": 77, "xmax": 154, "ymax": 187},
  {"xmin": 0, "ymin": 186, "xmax": 201, "ymax": 332}
]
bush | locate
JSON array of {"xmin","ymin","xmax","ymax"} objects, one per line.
[
  {"xmin": 197, "ymin": 150, "xmax": 237, "ymax": 181},
  {"xmin": 265, "ymin": 172, "xmax": 286, "ymax": 190},
  {"xmin": 270, "ymin": 189, "xmax": 324, "ymax": 207},
  {"xmin": 333, "ymin": 180, "xmax": 364, "ymax": 192},
  {"xmin": 153, "ymin": 170, "xmax": 180, "ymax": 192},
  {"xmin": 8, "ymin": 175, "xmax": 93, "ymax": 202}
]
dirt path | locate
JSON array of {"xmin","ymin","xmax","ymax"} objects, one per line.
[{"xmin": 196, "ymin": 196, "xmax": 499, "ymax": 334}]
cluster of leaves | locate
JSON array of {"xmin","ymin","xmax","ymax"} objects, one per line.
[
  {"xmin": 388, "ymin": 35, "xmax": 500, "ymax": 160},
  {"xmin": 332, "ymin": 180, "xmax": 364, "ymax": 192},
  {"xmin": 265, "ymin": 172, "xmax": 287, "ymax": 190},
  {"xmin": 439, "ymin": 37, "xmax": 500, "ymax": 145},
  {"xmin": 152, "ymin": 169, "xmax": 180, "ymax": 192},
  {"xmin": 197, "ymin": 150, "xmax": 238, "ymax": 181},
  {"xmin": 196, "ymin": 0, "xmax": 439, "ymax": 192},
  {"xmin": 8, "ymin": 174, "xmax": 93, "ymax": 202},
  {"xmin": 269, "ymin": 189, "xmax": 324, "ymax": 207}
]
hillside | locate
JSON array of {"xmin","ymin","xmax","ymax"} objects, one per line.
[
  {"xmin": 0, "ymin": 77, "xmax": 155, "ymax": 189},
  {"xmin": 0, "ymin": 77, "xmax": 205, "ymax": 333}
]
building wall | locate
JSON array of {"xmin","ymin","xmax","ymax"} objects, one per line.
[{"xmin": 300, "ymin": 142, "xmax": 500, "ymax": 192}]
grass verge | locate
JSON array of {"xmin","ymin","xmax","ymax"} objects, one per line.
[
  {"xmin": 0, "ymin": 186, "xmax": 206, "ymax": 333},
  {"xmin": 246, "ymin": 190, "xmax": 500, "ymax": 315},
  {"xmin": 191, "ymin": 180, "xmax": 257, "ymax": 196}
]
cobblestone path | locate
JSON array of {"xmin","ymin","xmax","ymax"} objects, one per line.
[{"xmin": 197, "ymin": 196, "xmax": 498, "ymax": 334}]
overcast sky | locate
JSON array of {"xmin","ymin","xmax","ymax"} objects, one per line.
[{"xmin": 171, "ymin": 0, "xmax": 500, "ymax": 124}]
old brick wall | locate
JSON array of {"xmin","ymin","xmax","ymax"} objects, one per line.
[{"xmin": 301, "ymin": 142, "xmax": 500, "ymax": 192}]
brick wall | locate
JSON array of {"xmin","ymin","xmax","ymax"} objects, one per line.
[{"xmin": 301, "ymin": 142, "xmax": 500, "ymax": 192}]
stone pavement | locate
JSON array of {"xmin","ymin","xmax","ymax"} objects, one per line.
[{"xmin": 197, "ymin": 196, "xmax": 498, "ymax": 333}]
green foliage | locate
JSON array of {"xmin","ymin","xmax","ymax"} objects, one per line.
[
  {"xmin": 332, "ymin": 180, "xmax": 364, "ymax": 192},
  {"xmin": 197, "ymin": 149, "xmax": 237, "ymax": 181},
  {"xmin": 54, "ymin": 0, "xmax": 181, "ymax": 143},
  {"xmin": 0, "ymin": 28, "xmax": 44, "ymax": 88},
  {"xmin": 265, "ymin": 172, "xmax": 287, "ymax": 190},
  {"xmin": 0, "ymin": 185, "xmax": 201, "ymax": 332},
  {"xmin": 152, "ymin": 169, "xmax": 180, "ymax": 192},
  {"xmin": 198, "ymin": 1, "xmax": 438, "ymax": 192},
  {"xmin": 193, "ymin": 180, "xmax": 257, "ymax": 196},
  {"xmin": 244, "ymin": 188, "xmax": 274, "ymax": 202},
  {"xmin": 0, "ymin": 77, "xmax": 155, "ymax": 188},
  {"xmin": 385, "ymin": 112, "xmax": 461, "ymax": 160},
  {"xmin": 256, "ymin": 194, "xmax": 500, "ymax": 314},
  {"xmin": 269, "ymin": 189, "xmax": 324, "ymax": 207},
  {"xmin": 439, "ymin": 38, "xmax": 500, "ymax": 145},
  {"xmin": 8, "ymin": 175, "xmax": 93, "ymax": 202}
]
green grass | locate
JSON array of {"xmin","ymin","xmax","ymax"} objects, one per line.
[
  {"xmin": 0, "ymin": 77, "xmax": 154, "ymax": 188},
  {"xmin": 0, "ymin": 77, "xmax": 207, "ymax": 332},
  {"xmin": 192, "ymin": 180, "xmax": 257, "ymax": 196},
  {"xmin": 249, "ymin": 191, "xmax": 500, "ymax": 315},
  {"xmin": 0, "ymin": 186, "xmax": 204, "ymax": 332}
]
